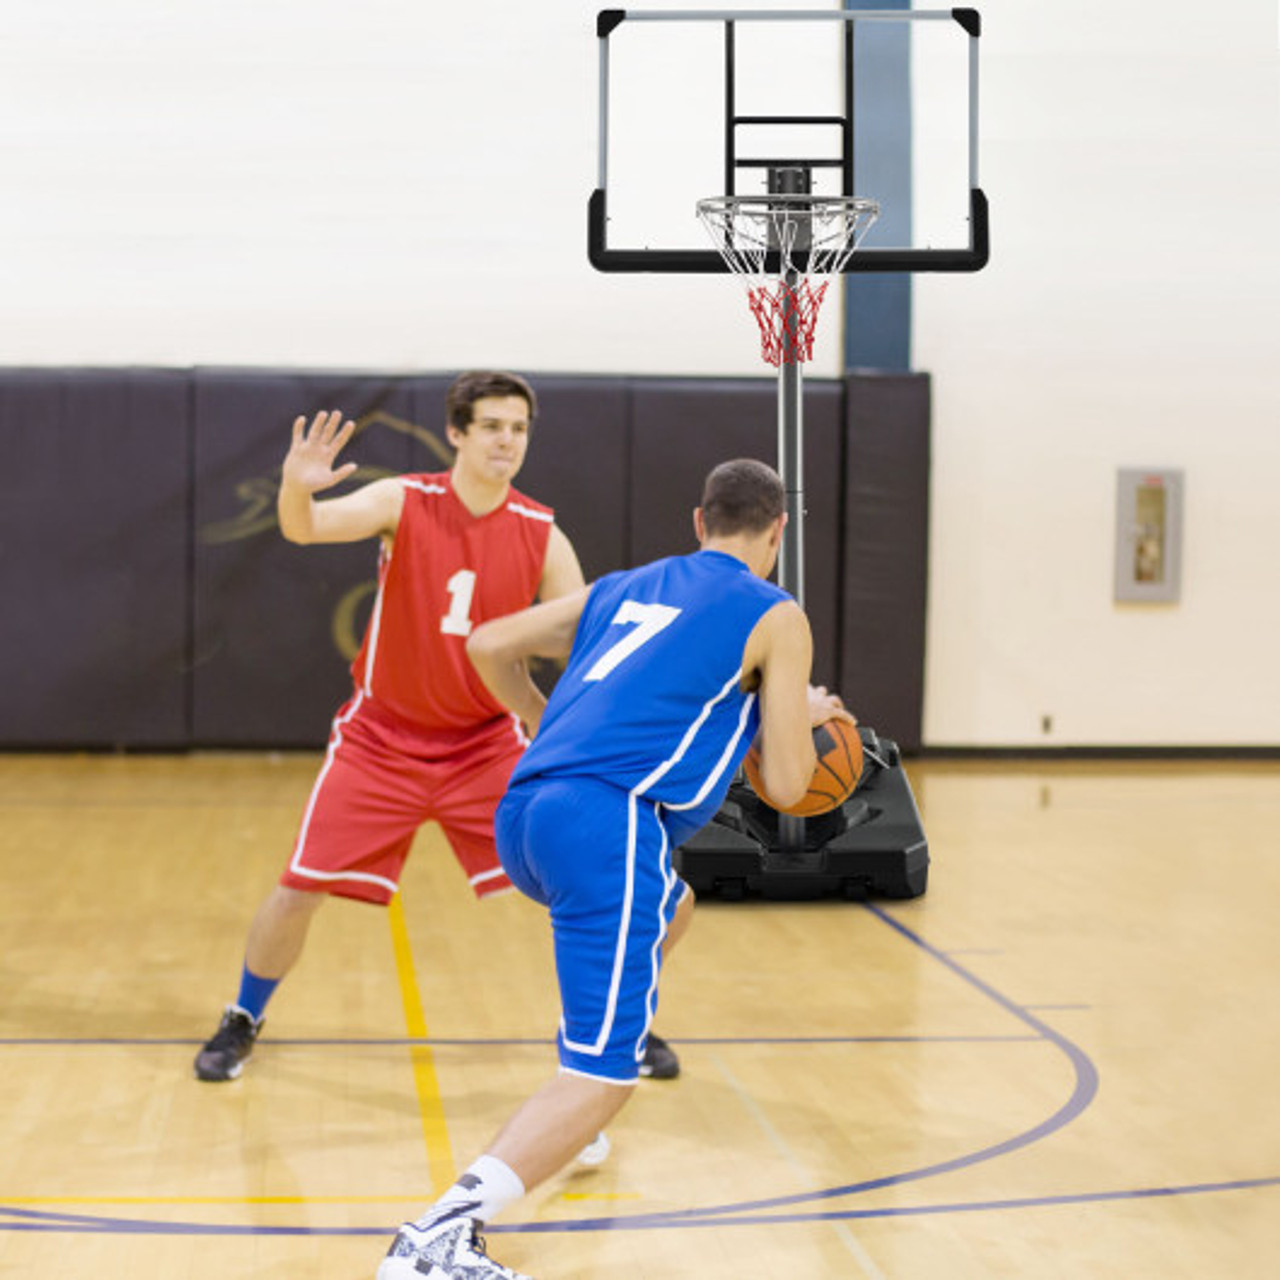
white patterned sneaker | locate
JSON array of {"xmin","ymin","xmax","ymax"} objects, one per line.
[{"xmin": 376, "ymin": 1213, "xmax": 534, "ymax": 1279}]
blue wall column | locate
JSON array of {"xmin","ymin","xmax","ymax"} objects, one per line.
[{"xmin": 844, "ymin": 0, "xmax": 912, "ymax": 372}]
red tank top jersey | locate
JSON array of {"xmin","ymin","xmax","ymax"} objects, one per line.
[{"xmin": 349, "ymin": 471, "xmax": 554, "ymax": 732}]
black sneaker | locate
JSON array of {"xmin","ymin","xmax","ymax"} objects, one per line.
[
  {"xmin": 639, "ymin": 1032, "xmax": 680, "ymax": 1080},
  {"xmin": 194, "ymin": 1006, "xmax": 262, "ymax": 1082}
]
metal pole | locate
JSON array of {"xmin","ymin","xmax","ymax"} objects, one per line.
[
  {"xmin": 777, "ymin": 334, "xmax": 804, "ymax": 609},
  {"xmin": 777, "ymin": 272, "xmax": 806, "ymax": 851}
]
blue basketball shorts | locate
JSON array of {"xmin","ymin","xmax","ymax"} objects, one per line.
[{"xmin": 496, "ymin": 777, "xmax": 687, "ymax": 1083}]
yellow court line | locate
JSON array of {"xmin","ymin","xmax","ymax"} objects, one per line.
[
  {"xmin": 559, "ymin": 1192, "xmax": 645, "ymax": 1202},
  {"xmin": 387, "ymin": 893, "xmax": 457, "ymax": 1192}
]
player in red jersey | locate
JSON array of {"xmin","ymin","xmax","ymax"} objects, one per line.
[{"xmin": 194, "ymin": 371, "xmax": 680, "ymax": 1085}]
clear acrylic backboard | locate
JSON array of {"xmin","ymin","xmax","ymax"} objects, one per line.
[{"xmin": 589, "ymin": 7, "xmax": 987, "ymax": 274}]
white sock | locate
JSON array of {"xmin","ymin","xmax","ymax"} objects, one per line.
[{"xmin": 415, "ymin": 1155, "xmax": 526, "ymax": 1228}]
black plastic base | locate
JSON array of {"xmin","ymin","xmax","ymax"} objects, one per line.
[{"xmin": 673, "ymin": 727, "xmax": 929, "ymax": 902}]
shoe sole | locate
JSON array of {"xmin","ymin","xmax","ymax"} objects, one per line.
[
  {"xmin": 638, "ymin": 1063, "xmax": 680, "ymax": 1080},
  {"xmin": 194, "ymin": 1059, "xmax": 246, "ymax": 1082},
  {"xmin": 377, "ymin": 1259, "xmax": 444, "ymax": 1279}
]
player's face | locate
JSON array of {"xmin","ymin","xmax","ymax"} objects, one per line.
[{"xmin": 449, "ymin": 395, "xmax": 531, "ymax": 486}]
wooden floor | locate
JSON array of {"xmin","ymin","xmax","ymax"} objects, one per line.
[{"xmin": 2, "ymin": 752, "xmax": 1278, "ymax": 1279}]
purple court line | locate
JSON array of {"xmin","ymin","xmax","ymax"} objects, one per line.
[
  {"xmin": 486, "ymin": 901, "xmax": 1104, "ymax": 1231},
  {"xmin": 4, "ymin": 1176, "xmax": 1278, "ymax": 1237},
  {"xmin": 0, "ymin": 1034, "xmax": 1037, "ymax": 1048},
  {"xmin": 12, "ymin": 901, "xmax": 1249, "ymax": 1239},
  {"xmin": 0, "ymin": 902, "xmax": 1100, "ymax": 1237},
  {"xmin": 502, "ymin": 1174, "xmax": 1280, "ymax": 1233}
]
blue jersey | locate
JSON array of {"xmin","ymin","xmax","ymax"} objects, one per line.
[{"xmin": 509, "ymin": 549, "xmax": 791, "ymax": 845}]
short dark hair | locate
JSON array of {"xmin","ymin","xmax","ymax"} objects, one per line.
[
  {"xmin": 700, "ymin": 458, "xmax": 786, "ymax": 536},
  {"xmin": 445, "ymin": 370, "xmax": 538, "ymax": 433}
]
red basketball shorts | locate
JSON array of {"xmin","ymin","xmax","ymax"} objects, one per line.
[{"xmin": 279, "ymin": 693, "xmax": 525, "ymax": 905}]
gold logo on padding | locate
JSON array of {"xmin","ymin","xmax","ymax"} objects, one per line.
[{"xmin": 199, "ymin": 410, "xmax": 452, "ymax": 660}]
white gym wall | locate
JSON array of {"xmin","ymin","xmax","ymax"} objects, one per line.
[
  {"xmin": 915, "ymin": 0, "xmax": 1280, "ymax": 746},
  {"xmin": 1, "ymin": 0, "xmax": 1276, "ymax": 747}
]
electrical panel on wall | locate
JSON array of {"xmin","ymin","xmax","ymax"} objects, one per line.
[{"xmin": 1115, "ymin": 468, "xmax": 1183, "ymax": 603}]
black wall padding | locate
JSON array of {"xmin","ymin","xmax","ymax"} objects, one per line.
[
  {"xmin": 627, "ymin": 378, "xmax": 845, "ymax": 687},
  {"xmin": 0, "ymin": 369, "xmax": 191, "ymax": 747},
  {"xmin": 0, "ymin": 369, "xmax": 931, "ymax": 751},
  {"xmin": 516, "ymin": 379, "xmax": 630, "ymax": 585},
  {"xmin": 840, "ymin": 373, "xmax": 931, "ymax": 752}
]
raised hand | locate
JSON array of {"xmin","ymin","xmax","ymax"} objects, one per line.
[{"xmin": 282, "ymin": 410, "xmax": 358, "ymax": 495}]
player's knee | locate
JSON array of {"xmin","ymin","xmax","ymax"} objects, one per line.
[
  {"xmin": 269, "ymin": 884, "xmax": 327, "ymax": 921},
  {"xmin": 579, "ymin": 1075, "xmax": 637, "ymax": 1123}
]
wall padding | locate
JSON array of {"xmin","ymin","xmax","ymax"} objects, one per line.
[
  {"xmin": 0, "ymin": 370, "xmax": 929, "ymax": 751},
  {"xmin": 0, "ymin": 369, "xmax": 190, "ymax": 747},
  {"xmin": 840, "ymin": 373, "xmax": 931, "ymax": 751}
]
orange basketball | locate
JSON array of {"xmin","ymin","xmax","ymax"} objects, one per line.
[{"xmin": 744, "ymin": 717, "xmax": 864, "ymax": 817}]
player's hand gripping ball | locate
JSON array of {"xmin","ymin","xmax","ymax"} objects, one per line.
[{"xmin": 744, "ymin": 717, "xmax": 864, "ymax": 816}]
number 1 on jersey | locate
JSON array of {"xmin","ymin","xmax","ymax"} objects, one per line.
[
  {"xmin": 583, "ymin": 600, "xmax": 681, "ymax": 682},
  {"xmin": 441, "ymin": 569, "xmax": 477, "ymax": 636}
]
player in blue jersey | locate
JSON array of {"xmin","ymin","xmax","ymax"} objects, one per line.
[{"xmin": 376, "ymin": 458, "xmax": 854, "ymax": 1280}]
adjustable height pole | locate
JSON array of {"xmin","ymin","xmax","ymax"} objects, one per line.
[
  {"xmin": 768, "ymin": 165, "xmax": 814, "ymax": 853},
  {"xmin": 777, "ymin": 345, "xmax": 804, "ymax": 611},
  {"xmin": 776, "ymin": 272, "xmax": 806, "ymax": 853}
]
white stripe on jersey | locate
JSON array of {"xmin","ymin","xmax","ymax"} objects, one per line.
[
  {"xmin": 402, "ymin": 479, "xmax": 448, "ymax": 497},
  {"xmin": 664, "ymin": 688, "xmax": 757, "ymax": 812},
  {"xmin": 633, "ymin": 667, "xmax": 749, "ymax": 800},
  {"xmin": 506, "ymin": 500, "xmax": 554, "ymax": 523}
]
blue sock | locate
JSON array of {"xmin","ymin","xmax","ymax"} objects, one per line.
[{"xmin": 234, "ymin": 965, "xmax": 280, "ymax": 1022}]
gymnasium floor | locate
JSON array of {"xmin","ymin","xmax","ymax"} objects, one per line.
[{"xmin": 2, "ymin": 752, "xmax": 1278, "ymax": 1278}]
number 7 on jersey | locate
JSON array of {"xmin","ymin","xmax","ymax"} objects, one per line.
[{"xmin": 582, "ymin": 600, "xmax": 681, "ymax": 683}]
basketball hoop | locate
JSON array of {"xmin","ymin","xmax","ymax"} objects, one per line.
[{"xmin": 697, "ymin": 194, "xmax": 880, "ymax": 366}]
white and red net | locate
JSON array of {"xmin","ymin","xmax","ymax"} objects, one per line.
[{"xmin": 697, "ymin": 195, "xmax": 879, "ymax": 366}]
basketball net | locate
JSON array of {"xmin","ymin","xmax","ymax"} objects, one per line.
[{"xmin": 697, "ymin": 195, "xmax": 880, "ymax": 366}]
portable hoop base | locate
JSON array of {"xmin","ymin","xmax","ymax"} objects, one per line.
[{"xmin": 673, "ymin": 727, "xmax": 929, "ymax": 901}]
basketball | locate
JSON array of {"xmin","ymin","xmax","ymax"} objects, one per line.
[{"xmin": 744, "ymin": 717, "xmax": 864, "ymax": 817}]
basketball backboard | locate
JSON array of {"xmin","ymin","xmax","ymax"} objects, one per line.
[{"xmin": 589, "ymin": 7, "xmax": 987, "ymax": 273}]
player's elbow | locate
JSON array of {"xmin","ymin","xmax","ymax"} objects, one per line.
[
  {"xmin": 767, "ymin": 774, "xmax": 809, "ymax": 810},
  {"xmin": 760, "ymin": 753, "xmax": 814, "ymax": 810},
  {"xmin": 465, "ymin": 623, "xmax": 503, "ymax": 671},
  {"xmin": 277, "ymin": 511, "xmax": 315, "ymax": 545}
]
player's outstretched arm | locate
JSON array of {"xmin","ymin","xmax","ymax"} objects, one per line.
[
  {"xmin": 467, "ymin": 589, "xmax": 590, "ymax": 736},
  {"xmin": 278, "ymin": 410, "xmax": 404, "ymax": 545}
]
